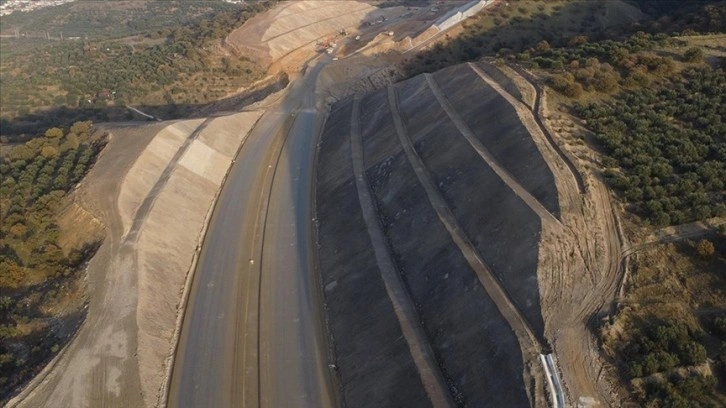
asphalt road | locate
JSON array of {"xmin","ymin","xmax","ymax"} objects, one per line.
[{"xmin": 168, "ymin": 58, "xmax": 334, "ymax": 408}]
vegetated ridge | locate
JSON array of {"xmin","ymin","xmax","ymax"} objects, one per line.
[{"xmin": 0, "ymin": 0, "xmax": 280, "ymax": 139}]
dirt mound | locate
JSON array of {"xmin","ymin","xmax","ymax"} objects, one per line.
[{"xmin": 56, "ymin": 200, "xmax": 104, "ymax": 257}]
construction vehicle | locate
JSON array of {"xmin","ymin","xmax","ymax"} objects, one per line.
[{"xmin": 314, "ymin": 36, "xmax": 334, "ymax": 53}]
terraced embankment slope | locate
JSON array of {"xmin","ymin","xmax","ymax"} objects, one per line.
[
  {"xmin": 10, "ymin": 112, "xmax": 261, "ymax": 408},
  {"xmin": 315, "ymin": 63, "xmax": 568, "ymax": 407}
]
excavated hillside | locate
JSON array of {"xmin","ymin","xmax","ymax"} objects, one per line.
[{"xmin": 315, "ymin": 61, "xmax": 622, "ymax": 407}]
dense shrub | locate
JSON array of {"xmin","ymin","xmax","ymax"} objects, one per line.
[
  {"xmin": 638, "ymin": 373, "xmax": 717, "ymax": 408},
  {"xmin": 0, "ymin": 122, "xmax": 106, "ymax": 401},
  {"xmin": 623, "ymin": 322, "xmax": 707, "ymax": 378},
  {"xmin": 549, "ymin": 73, "xmax": 583, "ymax": 98},
  {"xmin": 684, "ymin": 47, "xmax": 705, "ymax": 63},
  {"xmin": 575, "ymin": 67, "xmax": 726, "ymax": 225}
]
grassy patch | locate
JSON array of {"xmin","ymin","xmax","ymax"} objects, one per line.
[{"xmin": 0, "ymin": 0, "xmax": 242, "ymax": 42}]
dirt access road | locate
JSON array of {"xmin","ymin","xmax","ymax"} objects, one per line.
[{"xmin": 168, "ymin": 58, "xmax": 334, "ymax": 408}]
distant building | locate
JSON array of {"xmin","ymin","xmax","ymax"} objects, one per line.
[{"xmin": 0, "ymin": 0, "xmax": 78, "ymax": 17}]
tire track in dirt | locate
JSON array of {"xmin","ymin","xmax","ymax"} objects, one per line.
[
  {"xmin": 349, "ymin": 95, "xmax": 455, "ymax": 408},
  {"xmin": 492, "ymin": 63, "xmax": 625, "ymax": 406},
  {"xmin": 387, "ymin": 84, "xmax": 545, "ymax": 356},
  {"xmin": 424, "ymin": 73, "xmax": 563, "ymax": 232},
  {"xmin": 466, "ymin": 61, "xmax": 592, "ymax": 300}
]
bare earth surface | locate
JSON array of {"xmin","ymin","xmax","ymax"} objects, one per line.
[
  {"xmin": 8, "ymin": 123, "xmax": 162, "ymax": 408},
  {"xmin": 495, "ymin": 64, "xmax": 627, "ymax": 408},
  {"xmin": 8, "ymin": 2, "xmax": 633, "ymax": 407}
]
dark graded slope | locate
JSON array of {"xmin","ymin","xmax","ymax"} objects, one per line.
[
  {"xmin": 396, "ymin": 75, "xmax": 546, "ymax": 336},
  {"xmin": 317, "ymin": 101, "xmax": 357, "ymax": 190},
  {"xmin": 359, "ymin": 90, "xmax": 530, "ymax": 407},
  {"xmin": 432, "ymin": 63, "xmax": 560, "ymax": 218},
  {"xmin": 474, "ymin": 61, "xmax": 523, "ymax": 103},
  {"xmin": 315, "ymin": 99, "xmax": 432, "ymax": 408},
  {"xmin": 315, "ymin": 61, "xmax": 562, "ymax": 407}
]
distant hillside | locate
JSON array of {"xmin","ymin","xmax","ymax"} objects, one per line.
[
  {"xmin": 0, "ymin": 0, "xmax": 279, "ymax": 139},
  {"xmin": 0, "ymin": 0, "xmax": 240, "ymax": 41},
  {"xmin": 403, "ymin": 0, "xmax": 725, "ymax": 77}
]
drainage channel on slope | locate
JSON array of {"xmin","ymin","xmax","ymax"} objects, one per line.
[
  {"xmin": 349, "ymin": 95, "xmax": 455, "ymax": 408},
  {"xmin": 423, "ymin": 73, "xmax": 563, "ymax": 231}
]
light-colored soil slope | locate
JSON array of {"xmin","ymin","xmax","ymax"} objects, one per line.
[
  {"xmin": 226, "ymin": 0, "xmax": 468, "ymax": 75},
  {"xmin": 227, "ymin": 0, "xmax": 376, "ymax": 69},
  {"xmin": 8, "ymin": 123, "xmax": 164, "ymax": 408},
  {"xmin": 117, "ymin": 120, "xmax": 205, "ymax": 234},
  {"xmin": 134, "ymin": 112, "xmax": 262, "ymax": 406},
  {"xmin": 9, "ymin": 111, "xmax": 261, "ymax": 408}
]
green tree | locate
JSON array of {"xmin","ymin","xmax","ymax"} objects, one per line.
[
  {"xmin": 69, "ymin": 121, "xmax": 92, "ymax": 135},
  {"xmin": 684, "ymin": 47, "xmax": 704, "ymax": 63},
  {"xmin": 40, "ymin": 146, "xmax": 58, "ymax": 159},
  {"xmin": 44, "ymin": 127, "xmax": 64, "ymax": 138},
  {"xmin": 695, "ymin": 239, "xmax": 715, "ymax": 258}
]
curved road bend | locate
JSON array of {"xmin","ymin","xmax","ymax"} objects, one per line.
[{"xmin": 168, "ymin": 58, "xmax": 334, "ymax": 408}]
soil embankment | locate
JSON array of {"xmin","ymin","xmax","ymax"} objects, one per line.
[
  {"xmin": 226, "ymin": 0, "xmax": 378, "ymax": 71},
  {"xmin": 315, "ymin": 62, "xmax": 567, "ymax": 407},
  {"xmin": 472, "ymin": 60, "xmax": 627, "ymax": 407},
  {"xmin": 10, "ymin": 112, "xmax": 261, "ymax": 408},
  {"xmin": 131, "ymin": 112, "xmax": 262, "ymax": 406},
  {"xmin": 316, "ymin": 99, "xmax": 434, "ymax": 407}
]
